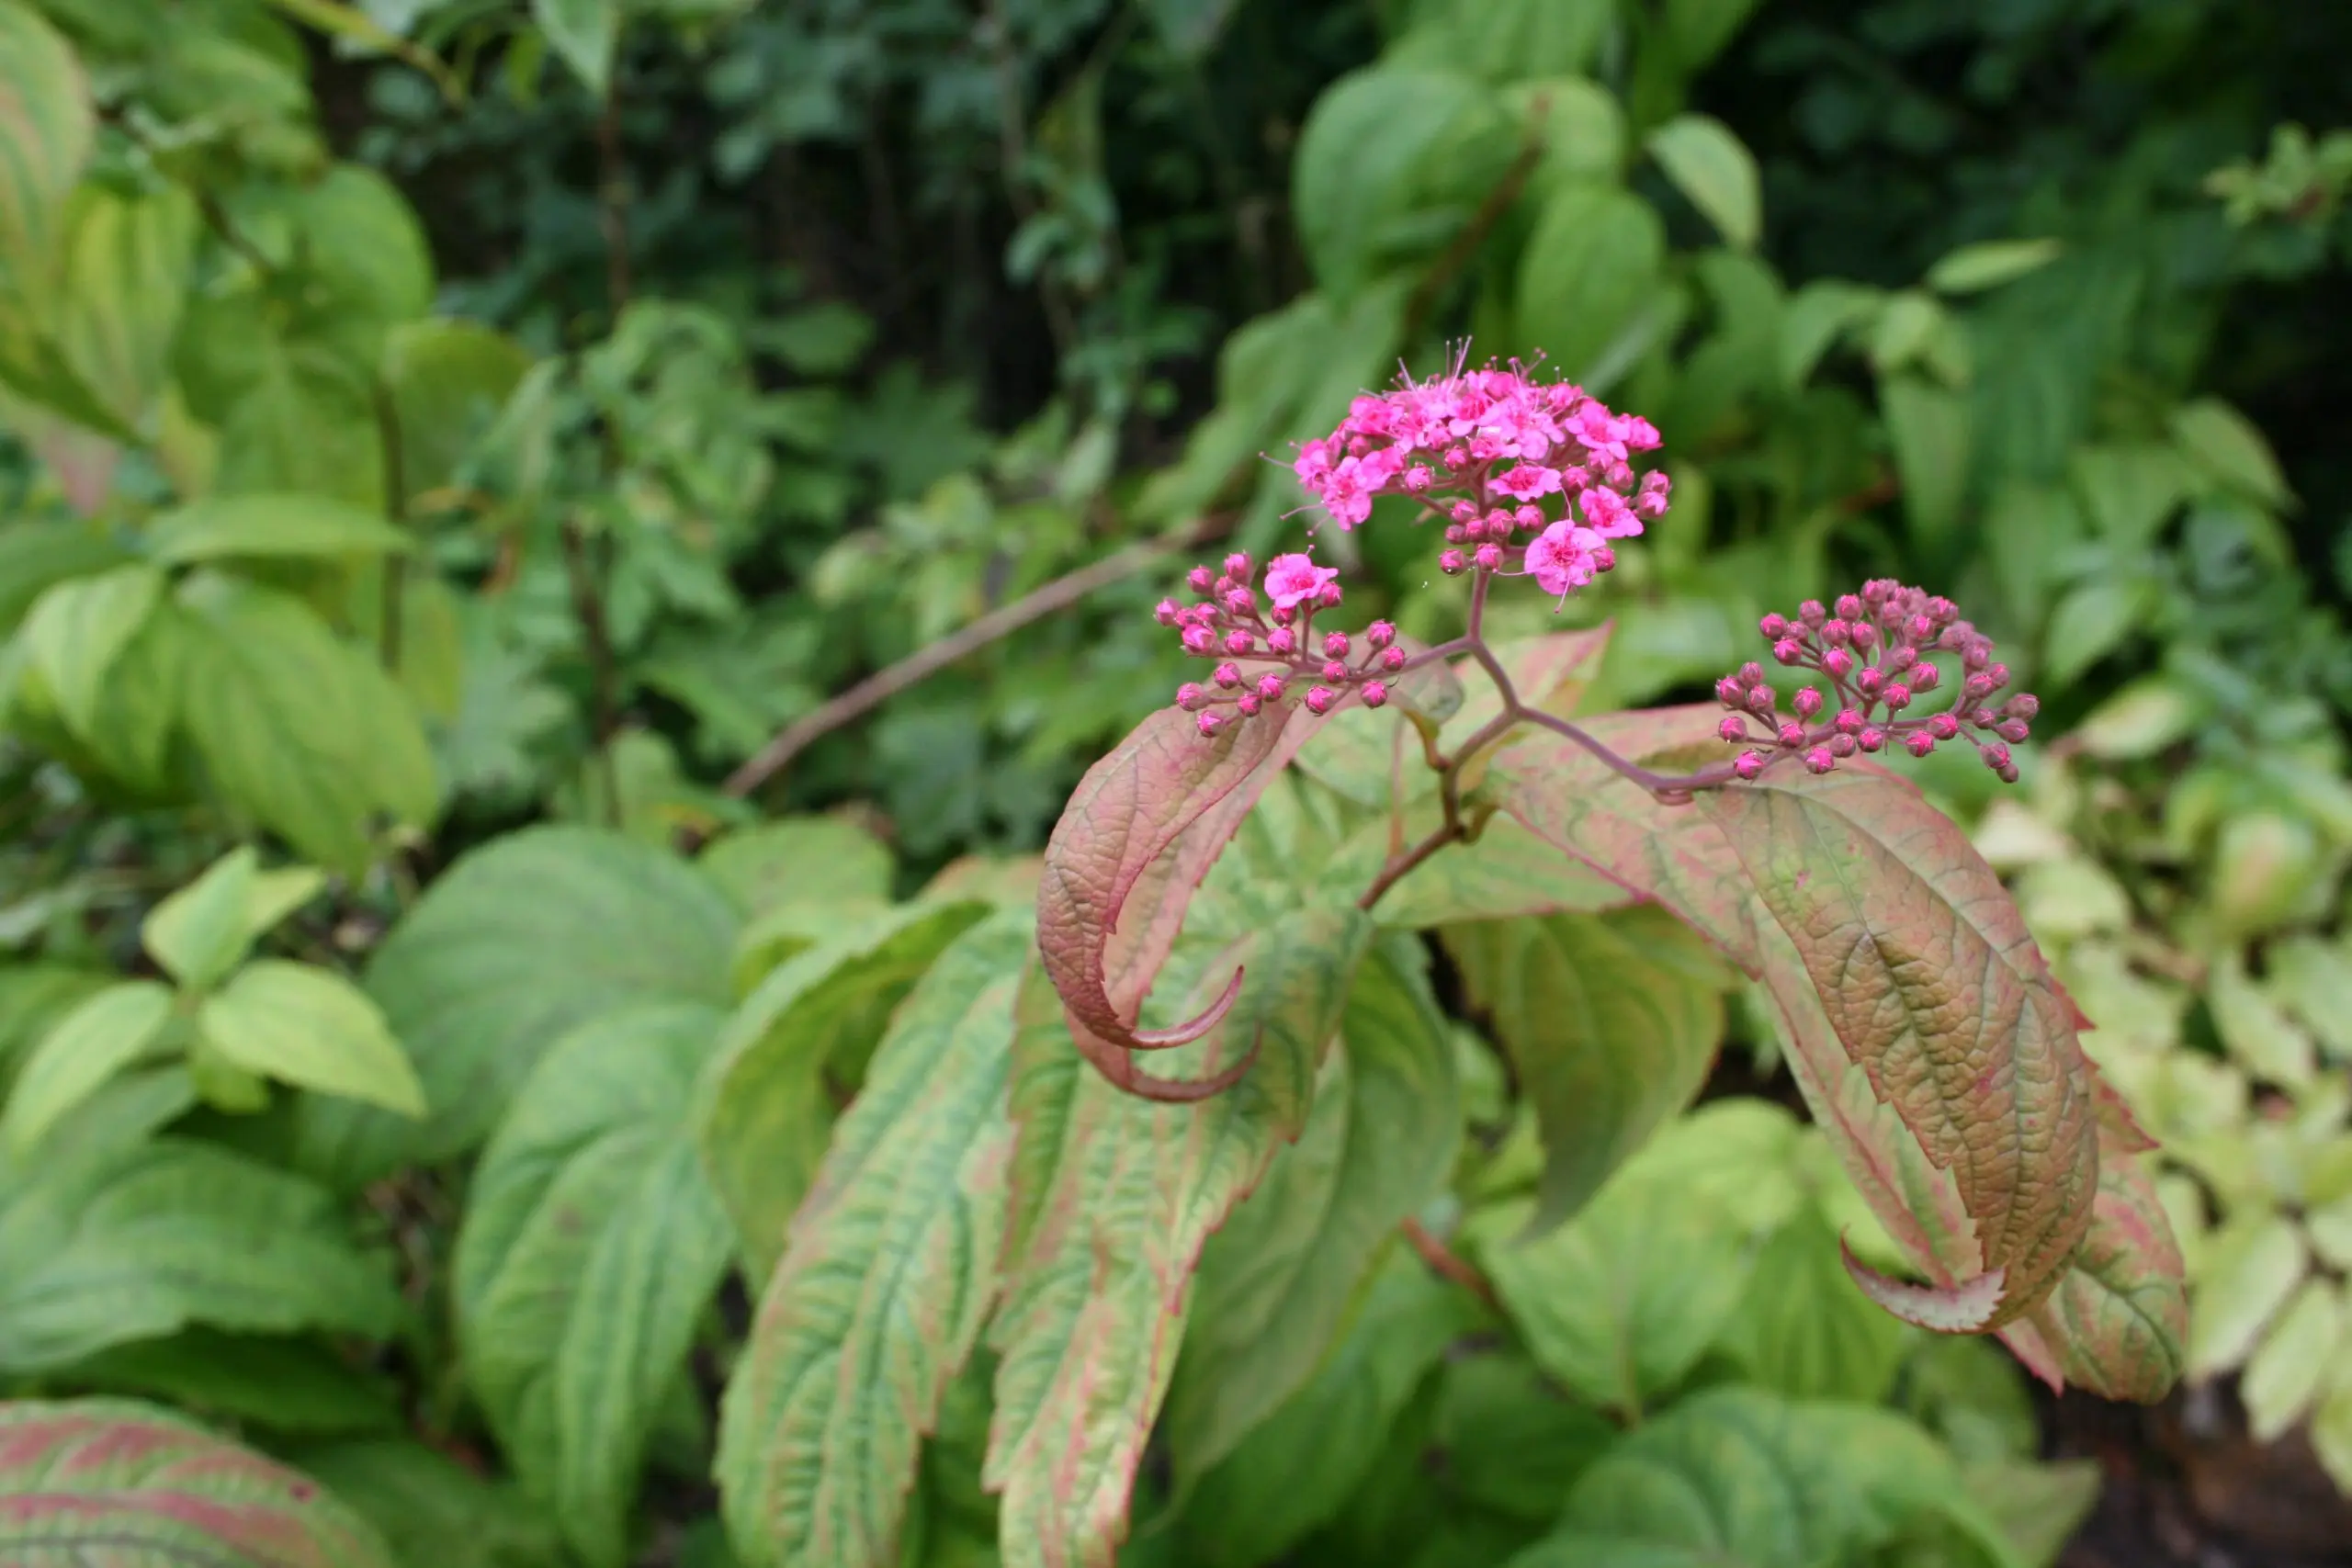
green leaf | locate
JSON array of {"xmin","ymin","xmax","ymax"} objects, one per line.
[
  {"xmin": 1778, "ymin": 280, "xmax": 1880, "ymax": 390},
  {"xmin": 1516, "ymin": 184, "xmax": 1668, "ymax": 381},
  {"xmin": 533, "ymin": 0, "xmax": 618, "ymax": 96},
  {"xmin": 2241, "ymin": 1278, "xmax": 2341, "ymax": 1442},
  {"xmin": 3, "ymin": 979, "xmax": 175, "ymax": 1155},
  {"xmin": 697, "ymin": 900, "xmax": 993, "ymax": 1280},
  {"xmin": 293, "ymin": 825, "xmax": 737, "ymax": 1187},
  {"xmin": 1291, "ymin": 66, "xmax": 1511, "ymax": 299},
  {"xmin": 2041, "ymin": 577, "xmax": 2154, "ymax": 687},
  {"xmin": 1165, "ymin": 935, "xmax": 1461, "ymax": 1481},
  {"xmin": 1883, "ymin": 373, "xmax": 1973, "ymax": 547},
  {"xmin": 21, "ymin": 560, "xmax": 161, "ymax": 739},
  {"xmin": 986, "ymin": 908, "xmax": 1371, "ymax": 1568},
  {"xmin": 1509, "ymin": 1387, "xmax": 2023, "ymax": 1568},
  {"xmin": 2068, "ymin": 444, "xmax": 2189, "ymax": 547},
  {"xmin": 2186, "ymin": 1213, "xmax": 2307, "ymax": 1377},
  {"xmin": 0, "ymin": 521, "xmax": 127, "ymax": 632},
  {"xmin": 2072, "ymin": 677, "xmax": 2204, "ymax": 761},
  {"xmin": 1719, "ymin": 1204, "xmax": 1916, "ymax": 1404},
  {"xmin": 2316, "ymin": 1384, "xmax": 2352, "ymax": 1496},
  {"xmin": 453, "ymin": 998, "xmax": 734, "ymax": 1568},
  {"xmin": 55, "ymin": 1327, "xmax": 403, "ymax": 1437},
  {"xmin": 1925, "ymin": 239, "xmax": 2064, "ymax": 295},
  {"xmin": 289, "ymin": 1438, "xmax": 569, "ymax": 1568},
  {"xmin": 2169, "ymin": 398, "xmax": 2290, "ymax": 508},
  {"xmin": 381, "ymin": 318, "xmax": 534, "ymax": 494},
  {"xmin": 1348, "ymin": 813, "xmax": 1630, "ymax": 928},
  {"xmin": 1646, "ymin": 113, "xmax": 1760, "ymax": 250},
  {"xmin": 0, "ymin": 964, "xmax": 114, "ymax": 1093},
  {"xmin": 0, "ymin": 1137, "xmax": 399, "ymax": 1371},
  {"xmin": 716, "ymin": 913, "xmax": 1032, "ymax": 1568},
  {"xmin": 1444, "ymin": 906, "xmax": 1726, "ymax": 1231},
  {"xmin": 2208, "ymin": 949, "xmax": 2315, "ymax": 1086},
  {"xmin": 1702, "ymin": 770, "xmax": 2099, "ymax": 1325},
  {"xmin": 0, "ymin": 1400, "xmax": 400, "ymax": 1567},
  {"xmin": 175, "ymin": 574, "xmax": 437, "ymax": 874},
  {"xmin": 699, "ymin": 815, "xmax": 895, "ymax": 920},
  {"xmin": 1403, "ymin": 0, "xmax": 1615, "ymax": 84},
  {"xmin": 147, "ymin": 493, "xmax": 413, "ymax": 564},
  {"xmin": 142, "ymin": 845, "xmax": 264, "ymax": 991},
  {"xmin": 1181, "ymin": 1256, "xmax": 1483, "ymax": 1568},
  {"xmin": 198, "ymin": 960, "xmax": 426, "ymax": 1117},
  {"xmin": 0, "ymin": 0, "xmax": 93, "ymax": 305}
]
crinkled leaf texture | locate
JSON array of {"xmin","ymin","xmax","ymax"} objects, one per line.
[
  {"xmin": 1703, "ymin": 768, "xmax": 2100, "ymax": 1329},
  {"xmin": 986, "ymin": 906, "xmax": 1371, "ymax": 1568},
  {"xmin": 716, "ymin": 912, "xmax": 1033, "ymax": 1568},
  {"xmin": 1035, "ymin": 704, "xmax": 1322, "ymax": 1093},
  {"xmin": 0, "ymin": 1399, "xmax": 400, "ymax": 1567},
  {"xmin": 452, "ymin": 999, "xmax": 734, "ymax": 1568}
]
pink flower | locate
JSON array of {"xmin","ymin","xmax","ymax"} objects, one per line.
[
  {"xmin": 1263, "ymin": 553, "xmax": 1339, "ymax": 611},
  {"xmin": 1523, "ymin": 521, "xmax": 1603, "ymax": 597},
  {"xmin": 1579, "ymin": 486, "xmax": 1641, "ymax": 539},
  {"xmin": 1491, "ymin": 463, "xmax": 1564, "ymax": 501},
  {"xmin": 1292, "ymin": 438, "xmax": 1334, "ymax": 491}
]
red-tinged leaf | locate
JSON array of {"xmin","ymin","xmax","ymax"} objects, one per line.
[
  {"xmin": 1839, "ymin": 1240, "xmax": 2006, "ymax": 1331},
  {"xmin": 987, "ymin": 908, "xmax": 1371, "ymax": 1568},
  {"xmin": 1703, "ymin": 769, "xmax": 2098, "ymax": 1323},
  {"xmin": 1036, "ymin": 705, "xmax": 1316, "ymax": 1059},
  {"xmin": 1485, "ymin": 706, "xmax": 1761, "ymax": 968},
  {"xmin": 2007, "ymin": 1125, "xmax": 2188, "ymax": 1404},
  {"xmin": 0, "ymin": 1399, "xmax": 399, "ymax": 1566},
  {"xmin": 716, "ymin": 914, "xmax": 1033, "ymax": 1568}
]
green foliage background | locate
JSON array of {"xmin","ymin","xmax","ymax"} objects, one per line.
[{"xmin": 0, "ymin": 0, "xmax": 2347, "ymax": 1564}]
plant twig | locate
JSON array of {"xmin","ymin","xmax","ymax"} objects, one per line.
[
  {"xmin": 594, "ymin": 96, "xmax": 633, "ymax": 325},
  {"xmin": 560, "ymin": 514, "xmax": 625, "ymax": 827},
  {"xmin": 1401, "ymin": 1216, "xmax": 1499, "ymax": 1312},
  {"xmin": 370, "ymin": 382, "xmax": 409, "ymax": 672},
  {"xmin": 722, "ymin": 523, "xmax": 1219, "ymax": 800}
]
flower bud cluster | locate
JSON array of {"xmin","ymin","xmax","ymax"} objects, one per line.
[
  {"xmin": 1159, "ymin": 550, "xmax": 1406, "ymax": 736},
  {"xmin": 1289, "ymin": 352, "xmax": 1668, "ymax": 600},
  {"xmin": 1715, "ymin": 580, "xmax": 2037, "ymax": 783}
]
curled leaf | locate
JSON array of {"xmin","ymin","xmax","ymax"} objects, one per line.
[
  {"xmin": 2006, "ymin": 1124, "xmax": 2188, "ymax": 1404},
  {"xmin": 1036, "ymin": 705, "xmax": 1317, "ymax": 1077},
  {"xmin": 1839, "ymin": 1239, "xmax": 2005, "ymax": 1332}
]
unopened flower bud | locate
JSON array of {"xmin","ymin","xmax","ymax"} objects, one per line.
[
  {"xmin": 1929, "ymin": 713, "xmax": 1961, "ymax": 740},
  {"xmin": 1451, "ymin": 499, "xmax": 1478, "ymax": 523},
  {"xmin": 1213, "ymin": 661, "xmax": 1242, "ymax": 689},
  {"xmin": 1323, "ymin": 631, "xmax": 1350, "ymax": 659},
  {"xmin": 1196, "ymin": 711, "xmax": 1224, "ymax": 738},
  {"xmin": 1224, "ymin": 629, "xmax": 1255, "ymax": 656},
  {"xmin": 1267, "ymin": 626, "xmax": 1296, "ymax": 655},
  {"xmin": 1778, "ymin": 721, "xmax": 1806, "ymax": 747},
  {"xmin": 1225, "ymin": 589, "xmax": 1253, "ymax": 614},
  {"xmin": 1905, "ymin": 731, "xmax": 1937, "ymax": 758},
  {"xmin": 1182, "ymin": 626, "xmax": 1215, "ymax": 655},
  {"xmin": 1859, "ymin": 728, "xmax": 1886, "ymax": 753},
  {"xmin": 1223, "ymin": 552, "xmax": 1252, "ymax": 580},
  {"xmin": 1824, "ymin": 649, "xmax": 1855, "ymax": 679},
  {"xmin": 1747, "ymin": 685, "xmax": 1776, "ymax": 714},
  {"xmin": 1362, "ymin": 681, "xmax": 1389, "ymax": 709},
  {"xmin": 1980, "ymin": 742, "xmax": 2012, "ymax": 773},
  {"xmin": 1720, "ymin": 716, "xmax": 1749, "ymax": 742},
  {"xmin": 1996, "ymin": 718, "xmax": 2030, "ymax": 744},
  {"xmin": 1440, "ymin": 548, "xmax": 1467, "ymax": 574},
  {"xmin": 1636, "ymin": 489, "xmax": 1668, "ymax": 520},
  {"xmin": 1306, "ymin": 685, "xmax": 1337, "ymax": 716},
  {"xmin": 1857, "ymin": 668, "xmax": 1885, "ymax": 699},
  {"xmin": 1911, "ymin": 662, "xmax": 1939, "ymax": 691},
  {"xmin": 1462, "ymin": 517, "xmax": 1487, "ymax": 542},
  {"xmin": 1861, "ymin": 581, "xmax": 1893, "ymax": 606},
  {"xmin": 1475, "ymin": 542, "xmax": 1505, "ymax": 570},
  {"xmin": 1256, "ymin": 673, "xmax": 1285, "ymax": 703},
  {"xmin": 1821, "ymin": 619, "xmax": 1851, "ymax": 647},
  {"xmin": 1155, "ymin": 598, "xmax": 1182, "ymax": 626},
  {"xmin": 1829, "ymin": 734, "xmax": 1858, "ymax": 758},
  {"xmin": 1772, "ymin": 637, "xmax": 1804, "ymax": 665},
  {"xmin": 1238, "ymin": 694, "xmax": 1262, "ymax": 716},
  {"xmin": 1176, "ymin": 682, "xmax": 1207, "ymax": 711},
  {"xmin": 1444, "ymin": 525, "xmax": 1465, "ymax": 544},
  {"xmin": 1984, "ymin": 662, "xmax": 2009, "ymax": 690},
  {"xmin": 2005, "ymin": 693, "xmax": 2040, "ymax": 719},
  {"xmin": 1996, "ymin": 761, "xmax": 2020, "ymax": 784},
  {"xmin": 1908, "ymin": 615, "xmax": 1934, "ymax": 642},
  {"xmin": 1716, "ymin": 676, "xmax": 1745, "ymax": 707},
  {"xmin": 1793, "ymin": 687, "xmax": 1825, "ymax": 719},
  {"xmin": 1798, "ymin": 600, "xmax": 1827, "ymax": 628},
  {"xmin": 1323, "ymin": 660, "xmax": 1348, "ymax": 682},
  {"xmin": 1592, "ymin": 546, "xmax": 1617, "ymax": 572},
  {"xmin": 1883, "ymin": 682, "xmax": 1912, "ymax": 711},
  {"xmin": 1962, "ymin": 640, "xmax": 1991, "ymax": 672},
  {"xmin": 1849, "ymin": 620, "xmax": 1878, "ymax": 649},
  {"xmin": 1381, "ymin": 646, "xmax": 1406, "ymax": 671},
  {"xmin": 1804, "ymin": 747, "xmax": 1835, "ymax": 775},
  {"xmin": 1886, "ymin": 647, "xmax": 1917, "ymax": 673},
  {"xmin": 1317, "ymin": 581, "xmax": 1343, "ymax": 608},
  {"xmin": 1926, "ymin": 596, "xmax": 1958, "ymax": 624},
  {"xmin": 1188, "ymin": 566, "xmax": 1215, "ymax": 593},
  {"xmin": 1737, "ymin": 662, "xmax": 1765, "ymax": 685},
  {"xmin": 1367, "ymin": 621, "xmax": 1396, "ymax": 650},
  {"xmin": 1835, "ymin": 594, "xmax": 1863, "ymax": 621},
  {"xmin": 1213, "ymin": 575, "xmax": 1237, "ymax": 599},
  {"xmin": 1964, "ymin": 672, "xmax": 1996, "ymax": 700},
  {"xmin": 1834, "ymin": 708, "xmax": 1864, "ymax": 736},
  {"xmin": 1736, "ymin": 750, "xmax": 1767, "ymax": 780},
  {"xmin": 1760, "ymin": 613, "xmax": 1789, "ymax": 638},
  {"xmin": 1971, "ymin": 706, "xmax": 1997, "ymax": 728}
]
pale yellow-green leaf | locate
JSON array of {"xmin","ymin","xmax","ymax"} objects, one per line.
[
  {"xmin": 245, "ymin": 865, "xmax": 328, "ymax": 942},
  {"xmin": 2187, "ymin": 1214, "xmax": 2307, "ymax": 1378},
  {"xmin": 1925, "ymin": 238, "xmax": 2063, "ymax": 295},
  {"xmin": 198, "ymin": 961, "xmax": 426, "ymax": 1118},
  {"xmin": 2309, "ymin": 1194, "xmax": 2352, "ymax": 1271},
  {"xmin": 22, "ymin": 561, "xmax": 162, "ymax": 738},
  {"xmin": 147, "ymin": 494, "xmax": 412, "ymax": 565},
  {"xmin": 2242, "ymin": 1278, "xmax": 2342, "ymax": 1443},
  {"xmin": 2170, "ymin": 398, "xmax": 2290, "ymax": 508},
  {"xmin": 142, "ymin": 847, "xmax": 263, "ymax": 992},
  {"xmin": 3, "ymin": 980, "xmax": 175, "ymax": 1155},
  {"xmin": 2071, "ymin": 675, "xmax": 2205, "ymax": 761},
  {"xmin": 2313, "ymin": 1383, "xmax": 2352, "ymax": 1496},
  {"xmin": 2209, "ymin": 949, "xmax": 2316, "ymax": 1088},
  {"xmin": 2268, "ymin": 935, "xmax": 2352, "ymax": 1060},
  {"xmin": 0, "ymin": 0, "xmax": 94, "ymax": 307},
  {"xmin": 1645, "ymin": 113, "xmax": 1760, "ymax": 250}
]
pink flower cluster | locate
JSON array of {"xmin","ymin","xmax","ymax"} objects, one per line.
[
  {"xmin": 1290, "ymin": 358, "xmax": 1668, "ymax": 598},
  {"xmin": 1714, "ymin": 581, "xmax": 2037, "ymax": 782},
  {"xmin": 1158, "ymin": 551, "xmax": 1407, "ymax": 737}
]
